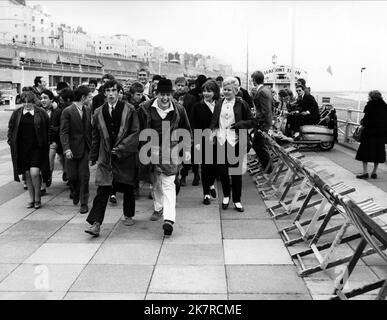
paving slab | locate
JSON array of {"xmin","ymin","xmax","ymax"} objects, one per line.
[
  {"xmin": 64, "ymin": 292, "xmax": 145, "ymax": 300},
  {"xmin": 226, "ymin": 265, "xmax": 309, "ymax": 295},
  {"xmin": 0, "ymin": 264, "xmax": 84, "ymax": 292},
  {"xmin": 163, "ymin": 223, "xmax": 222, "ymax": 245},
  {"xmin": 70, "ymin": 264, "xmax": 153, "ymax": 293},
  {"xmin": 46, "ymin": 223, "xmax": 115, "ymax": 243},
  {"xmin": 90, "ymin": 241, "xmax": 161, "ymax": 265},
  {"xmin": 68, "ymin": 209, "xmax": 122, "ymax": 224},
  {"xmin": 229, "ymin": 293, "xmax": 311, "ymax": 300},
  {"xmin": 0, "ymin": 223, "xmax": 12, "ymax": 234},
  {"xmin": 146, "ymin": 293, "xmax": 228, "ymax": 300},
  {"xmin": 223, "ymin": 239, "xmax": 293, "ymax": 265},
  {"xmin": 0, "ymin": 264, "xmax": 18, "ymax": 282},
  {"xmin": 24, "ymin": 243, "xmax": 101, "ymax": 264},
  {"xmin": 106, "ymin": 219, "xmax": 164, "ymax": 242},
  {"xmin": 158, "ymin": 244, "xmax": 224, "ymax": 265},
  {"xmin": 24, "ymin": 207, "xmax": 77, "ymax": 221},
  {"xmin": 221, "ymin": 204, "xmax": 271, "ymax": 220},
  {"xmin": 0, "ymin": 291, "xmax": 67, "ymax": 300},
  {"xmin": 221, "ymin": 220, "xmax": 280, "ymax": 239},
  {"xmin": 0, "ymin": 239, "xmax": 44, "ymax": 263},
  {"xmin": 149, "ymin": 265, "xmax": 227, "ymax": 294},
  {"xmin": 174, "ymin": 206, "xmax": 219, "ymax": 223},
  {"xmin": 0, "ymin": 220, "xmax": 66, "ymax": 242}
]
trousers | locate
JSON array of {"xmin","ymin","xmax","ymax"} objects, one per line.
[
  {"xmin": 152, "ymin": 171, "xmax": 176, "ymax": 222},
  {"xmin": 252, "ymin": 131, "xmax": 272, "ymax": 171},
  {"xmin": 66, "ymin": 150, "xmax": 90, "ymax": 205},
  {"xmin": 86, "ymin": 182, "xmax": 135, "ymax": 225}
]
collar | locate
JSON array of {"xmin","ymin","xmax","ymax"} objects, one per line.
[
  {"xmin": 223, "ymin": 98, "xmax": 235, "ymax": 105},
  {"xmin": 151, "ymin": 98, "xmax": 174, "ymax": 113},
  {"xmin": 256, "ymin": 84, "xmax": 264, "ymax": 91},
  {"xmin": 23, "ymin": 108, "xmax": 34, "ymax": 115},
  {"xmin": 108, "ymin": 101, "xmax": 118, "ymax": 110}
]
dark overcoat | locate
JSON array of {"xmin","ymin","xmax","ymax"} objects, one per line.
[
  {"xmin": 7, "ymin": 106, "xmax": 50, "ymax": 182},
  {"xmin": 89, "ymin": 101, "xmax": 140, "ymax": 186},
  {"xmin": 355, "ymin": 99, "xmax": 387, "ymax": 163}
]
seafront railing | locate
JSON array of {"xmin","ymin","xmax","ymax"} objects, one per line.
[{"xmin": 335, "ymin": 107, "xmax": 363, "ymax": 148}]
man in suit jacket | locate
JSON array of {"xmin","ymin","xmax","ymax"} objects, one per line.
[
  {"xmin": 250, "ymin": 70, "xmax": 273, "ymax": 172},
  {"xmin": 60, "ymin": 85, "xmax": 92, "ymax": 214},
  {"xmin": 295, "ymin": 84, "xmax": 320, "ymax": 125},
  {"xmin": 91, "ymin": 74, "xmax": 115, "ymax": 114},
  {"xmin": 85, "ymin": 80, "xmax": 140, "ymax": 237}
]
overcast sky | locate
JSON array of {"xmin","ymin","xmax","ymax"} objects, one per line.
[{"xmin": 29, "ymin": 1, "xmax": 387, "ymax": 92}]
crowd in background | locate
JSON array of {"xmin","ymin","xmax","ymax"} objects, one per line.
[{"xmin": 9, "ymin": 66, "xmax": 382, "ymax": 237}]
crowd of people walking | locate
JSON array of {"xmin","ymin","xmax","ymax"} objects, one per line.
[{"xmin": 8, "ymin": 68, "xmax": 387, "ymax": 237}]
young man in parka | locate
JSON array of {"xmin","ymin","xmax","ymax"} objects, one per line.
[{"xmin": 85, "ymin": 80, "xmax": 140, "ymax": 237}]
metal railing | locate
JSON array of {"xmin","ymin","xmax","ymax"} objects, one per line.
[{"xmin": 335, "ymin": 107, "xmax": 363, "ymax": 145}]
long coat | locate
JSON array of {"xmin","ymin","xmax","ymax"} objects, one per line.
[
  {"xmin": 251, "ymin": 85, "xmax": 273, "ymax": 132},
  {"xmin": 297, "ymin": 93, "xmax": 320, "ymax": 125},
  {"xmin": 355, "ymin": 99, "xmax": 387, "ymax": 163},
  {"xmin": 137, "ymin": 98, "xmax": 192, "ymax": 178},
  {"xmin": 89, "ymin": 101, "xmax": 140, "ymax": 186},
  {"xmin": 7, "ymin": 106, "xmax": 50, "ymax": 182}
]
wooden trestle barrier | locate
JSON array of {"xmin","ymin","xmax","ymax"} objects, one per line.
[{"xmin": 247, "ymin": 131, "xmax": 387, "ymax": 300}]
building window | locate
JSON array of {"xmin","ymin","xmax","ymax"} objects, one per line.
[
  {"xmin": 15, "ymin": 35, "xmax": 18, "ymax": 39},
  {"xmin": 32, "ymin": 26, "xmax": 35, "ymax": 32},
  {"xmin": 32, "ymin": 16, "xmax": 35, "ymax": 22},
  {"xmin": 41, "ymin": 37, "xmax": 44, "ymax": 45},
  {"xmin": 51, "ymin": 39, "xmax": 54, "ymax": 45},
  {"xmin": 41, "ymin": 19, "xmax": 44, "ymax": 24},
  {"xmin": 15, "ymin": 24, "xmax": 17, "ymax": 28},
  {"xmin": 51, "ymin": 22, "xmax": 53, "ymax": 27}
]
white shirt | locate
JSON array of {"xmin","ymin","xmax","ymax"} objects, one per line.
[
  {"xmin": 22, "ymin": 108, "xmax": 34, "ymax": 116},
  {"xmin": 151, "ymin": 99, "xmax": 174, "ymax": 119},
  {"xmin": 108, "ymin": 101, "xmax": 118, "ymax": 117},
  {"xmin": 204, "ymin": 100, "xmax": 215, "ymax": 113},
  {"xmin": 217, "ymin": 98, "xmax": 237, "ymax": 146}
]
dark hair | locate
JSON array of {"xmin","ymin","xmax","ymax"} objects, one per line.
[
  {"xmin": 286, "ymin": 88, "xmax": 294, "ymax": 97},
  {"xmin": 73, "ymin": 85, "xmax": 90, "ymax": 102},
  {"xmin": 56, "ymin": 81, "xmax": 69, "ymax": 91},
  {"xmin": 297, "ymin": 78, "xmax": 306, "ymax": 86},
  {"xmin": 21, "ymin": 91, "xmax": 37, "ymax": 103},
  {"xmin": 137, "ymin": 67, "xmax": 149, "ymax": 75},
  {"xmin": 59, "ymin": 88, "xmax": 74, "ymax": 103},
  {"xmin": 187, "ymin": 79, "xmax": 195, "ymax": 86},
  {"xmin": 152, "ymin": 74, "xmax": 163, "ymax": 82},
  {"xmin": 34, "ymin": 76, "xmax": 43, "ymax": 87},
  {"xmin": 296, "ymin": 84, "xmax": 305, "ymax": 91},
  {"xmin": 202, "ymin": 79, "xmax": 220, "ymax": 101},
  {"xmin": 117, "ymin": 83, "xmax": 123, "ymax": 93},
  {"xmin": 101, "ymin": 74, "xmax": 115, "ymax": 81},
  {"xmin": 41, "ymin": 89, "xmax": 55, "ymax": 100},
  {"xmin": 104, "ymin": 80, "xmax": 119, "ymax": 92},
  {"xmin": 234, "ymin": 76, "xmax": 241, "ymax": 85},
  {"xmin": 89, "ymin": 79, "xmax": 98, "ymax": 86},
  {"xmin": 129, "ymin": 82, "xmax": 144, "ymax": 94},
  {"xmin": 369, "ymin": 90, "xmax": 382, "ymax": 101},
  {"xmin": 216, "ymin": 76, "xmax": 224, "ymax": 82},
  {"xmin": 251, "ymin": 71, "xmax": 264, "ymax": 85},
  {"xmin": 175, "ymin": 77, "xmax": 186, "ymax": 85},
  {"xmin": 278, "ymin": 89, "xmax": 289, "ymax": 98}
]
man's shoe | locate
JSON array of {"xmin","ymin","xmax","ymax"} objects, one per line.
[
  {"xmin": 148, "ymin": 191, "xmax": 153, "ymax": 199},
  {"xmin": 150, "ymin": 209, "xmax": 163, "ymax": 221},
  {"xmin": 371, "ymin": 173, "xmax": 377, "ymax": 179},
  {"xmin": 34, "ymin": 201, "xmax": 41, "ymax": 209},
  {"xmin": 356, "ymin": 173, "xmax": 369, "ymax": 179},
  {"xmin": 163, "ymin": 221, "xmax": 174, "ymax": 236},
  {"xmin": 109, "ymin": 195, "xmax": 117, "ymax": 204},
  {"xmin": 123, "ymin": 216, "xmax": 135, "ymax": 226},
  {"xmin": 73, "ymin": 195, "xmax": 80, "ymax": 205},
  {"xmin": 209, "ymin": 187, "xmax": 217, "ymax": 198},
  {"xmin": 192, "ymin": 174, "xmax": 200, "ymax": 186},
  {"xmin": 203, "ymin": 196, "xmax": 211, "ymax": 205},
  {"xmin": 62, "ymin": 172, "xmax": 68, "ymax": 182},
  {"xmin": 180, "ymin": 176, "xmax": 186, "ymax": 187},
  {"xmin": 222, "ymin": 197, "xmax": 230, "ymax": 210},
  {"xmin": 40, "ymin": 189, "xmax": 47, "ymax": 196},
  {"xmin": 23, "ymin": 183, "xmax": 28, "ymax": 190},
  {"xmin": 79, "ymin": 204, "xmax": 89, "ymax": 214},
  {"xmin": 85, "ymin": 222, "xmax": 100, "ymax": 237}
]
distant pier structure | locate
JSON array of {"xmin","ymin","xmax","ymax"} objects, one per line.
[{"xmin": 262, "ymin": 65, "xmax": 308, "ymax": 93}]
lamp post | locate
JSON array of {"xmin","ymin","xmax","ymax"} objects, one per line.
[
  {"xmin": 19, "ymin": 51, "xmax": 26, "ymax": 93},
  {"xmin": 357, "ymin": 67, "xmax": 366, "ymax": 124},
  {"xmin": 272, "ymin": 54, "xmax": 277, "ymax": 92}
]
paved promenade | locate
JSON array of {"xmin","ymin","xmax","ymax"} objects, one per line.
[{"xmin": 0, "ymin": 142, "xmax": 385, "ymax": 300}]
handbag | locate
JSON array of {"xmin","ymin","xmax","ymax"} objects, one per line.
[{"xmin": 352, "ymin": 126, "xmax": 364, "ymax": 142}]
